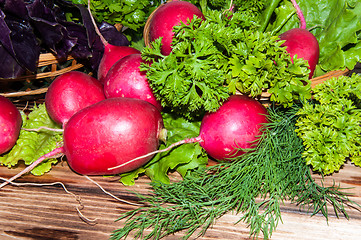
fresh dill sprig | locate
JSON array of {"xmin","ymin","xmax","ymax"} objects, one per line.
[{"xmin": 111, "ymin": 104, "xmax": 359, "ymax": 240}]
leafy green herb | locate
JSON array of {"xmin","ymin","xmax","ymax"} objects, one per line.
[
  {"xmin": 111, "ymin": 105, "xmax": 357, "ymax": 240},
  {"xmin": 120, "ymin": 113, "xmax": 208, "ymax": 185},
  {"xmin": 142, "ymin": 11, "xmax": 310, "ymax": 119},
  {"xmin": 72, "ymin": 0, "xmax": 161, "ymax": 31},
  {"xmin": 0, "ymin": 104, "xmax": 63, "ymax": 175},
  {"xmin": 296, "ymin": 74, "xmax": 361, "ymax": 174}
]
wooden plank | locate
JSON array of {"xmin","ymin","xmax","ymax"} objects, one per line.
[{"xmin": 1, "ymin": 161, "xmax": 361, "ymax": 240}]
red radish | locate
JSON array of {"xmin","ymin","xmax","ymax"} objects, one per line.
[
  {"xmin": 0, "ymin": 96, "xmax": 22, "ymax": 155},
  {"xmin": 45, "ymin": 71, "xmax": 105, "ymax": 126},
  {"xmin": 198, "ymin": 95, "xmax": 268, "ymax": 160},
  {"xmin": 0, "ymin": 97, "xmax": 165, "ymax": 188},
  {"xmin": 279, "ymin": 0, "xmax": 319, "ymax": 78},
  {"xmin": 64, "ymin": 98, "xmax": 165, "ymax": 175},
  {"xmin": 98, "ymin": 46, "xmax": 140, "ymax": 83},
  {"xmin": 109, "ymin": 95, "xmax": 268, "ymax": 172},
  {"xmin": 86, "ymin": 0, "xmax": 140, "ymax": 83},
  {"xmin": 146, "ymin": 0, "xmax": 205, "ymax": 55},
  {"xmin": 103, "ymin": 53, "xmax": 162, "ymax": 111}
]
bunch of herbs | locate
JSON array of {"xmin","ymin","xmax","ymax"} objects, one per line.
[{"xmin": 111, "ymin": 104, "xmax": 357, "ymax": 240}]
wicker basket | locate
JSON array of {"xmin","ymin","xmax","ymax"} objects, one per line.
[{"xmin": 0, "ymin": 53, "xmax": 84, "ymax": 98}]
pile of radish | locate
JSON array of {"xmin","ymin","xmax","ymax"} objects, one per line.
[{"xmin": 0, "ymin": 0, "xmax": 319, "ymax": 186}]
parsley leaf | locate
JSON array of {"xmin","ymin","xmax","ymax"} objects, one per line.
[{"xmin": 296, "ymin": 74, "xmax": 361, "ymax": 174}]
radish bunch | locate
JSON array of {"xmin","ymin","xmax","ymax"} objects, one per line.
[{"xmin": 0, "ymin": 0, "xmax": 270, "ymax": 187}]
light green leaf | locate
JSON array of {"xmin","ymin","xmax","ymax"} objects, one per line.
[{"xmin": 0, "ymin": 104, "xmax": 63, "ymax": 176}]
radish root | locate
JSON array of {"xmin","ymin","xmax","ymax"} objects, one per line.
[
  {"xmin": 108, "ymin": 136, "xmax": 203, "ymax": 171},
  {"xmin": 0, "ymin": 147, "xmax": 65, "ymax": 189},
  {"xmin": 84, "ymin": 175, "xmax": 143, "ymax": 206},
  {"xmin": 0, "ymin": 177, "xmax": 98, "ymax": 224}
]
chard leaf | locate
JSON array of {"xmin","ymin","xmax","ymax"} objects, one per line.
[
  {"xmin": 264, "ymin": 0, "xmax": 361, "ymax": 77},
  {"xmin": 120, "ymin": 113, "xmax": 207, "ymax": 186},
  {"xmin": 0, "ymin": 104, "xmax": 63, "ymax": 176}
]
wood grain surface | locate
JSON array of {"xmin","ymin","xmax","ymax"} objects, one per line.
[{"xmin": 1, "ymin": 160, "xmax": 361, "ymax": 240}]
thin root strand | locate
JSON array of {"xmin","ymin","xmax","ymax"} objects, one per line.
[
  {"xmin": 0, "ymin": 147, "xmax": 65, "ymax": 189},
  {"xmin": 0, "ymin": 177, "xmax": 98, "ymax": 225},
  {"xmin": 84, "ymin": 175, "xmax": 143, "ymax": 206},
  {"xmin": 108, "ymin": 136, "xmax": 203, "ymax": 171}
]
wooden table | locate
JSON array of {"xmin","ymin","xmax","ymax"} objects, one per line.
[
  {"xmin": 1, "ymin": 160, "xmax": 361, "ymax": 240},
  {"xmin": 1, "ymin": 66, "xmax": 361, "ymax": 240}
]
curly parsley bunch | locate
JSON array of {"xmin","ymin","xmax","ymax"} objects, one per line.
[
  {"xmin": 142, "ymin": 10, "xmax": 310, "ymax": 119},
  {"xmin": 296, "ymin": 74, "xmax": 361, "ymax": 174}
]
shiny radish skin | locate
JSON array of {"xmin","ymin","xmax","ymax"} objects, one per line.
[
  {"xmin": 108, "ymin": 95, "xmax": 269, "ymax": 171},
  {"xmin": 279, "ymin": 28, "xmax": 319, "ymax": 79},
  {"xmin": 97, "ymin": 46, "xmax": 140, "ymax": 84},
  {"xmin": 104, "ymin": 54, "xmax": 162, "ymax": 111},
  {"xmin": 0, "ymin": 96, "xmax": 22, "ymax": 154},
  {"xmin": 199, "ymin": 95, "xmax": 269, "ymax": 161},
  {"xmin": 147, "ymin": 0, "xmax": 205, "ymax": 55},
  {"xmin": 63, "ymin": 98, "xmax": 164, "ymax": 175},
  {"xmin": 45, "ymin": 71, "xmax": 106, "ymax": 126}
]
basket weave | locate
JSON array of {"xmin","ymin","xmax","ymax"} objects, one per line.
[
  {"xmin": 14, "ymin": 53, "xmax": 84, "ymax": 81},
  {"xmin": 0, "ymin": 53, "xmax": 84, "ymax": 98}
]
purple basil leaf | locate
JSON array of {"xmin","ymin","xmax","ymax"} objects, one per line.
[
  {"xmin": 76, "ymin": 4, "xmax": 96, "ymax": 48},
  {"xmin": 3, "ymin": 0, "xmax": 28, "ymax": 19},
  {"xmin": 0, "ymin": 46, "xmax": 25, "ymax": 79},
  {"xmin": 0, "ymin": 8, "xmax": 15, "ymax": 58},
  {"xmin": 99, "ymin": 21, "xmax": 129, "ymax": 47},
  {"xmin": 26, "ymin": 0, "xmax": 77, "ymax": 59},
  {"xmin": 26, "ymin": 0, "xmax": 57, "ymax": 22},
  {"xmin": 6, "ymin": 14, "xmax": 40, "ymax": 72},
  {"xmin": 62, "ymin": 20, "xmax": 92, "ymax": 59}
]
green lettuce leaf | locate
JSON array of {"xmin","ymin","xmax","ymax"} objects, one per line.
[
  {"xmin": 120, "ymin": 113, "xmax": 208, "ymax": 186},
  {"xmin": 263, "ymin": 0, "xmax": 361, "ymax": 77},
  {"xmin": 0, "ymin": 104, "xmax": 63, "ymax": 175}
]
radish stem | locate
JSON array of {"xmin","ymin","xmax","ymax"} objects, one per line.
[
  {"xmin": 290, "ymin": 0, "xmax": 306, "ymax": 29},
  {"xmin": 87, "ymin": 0, "xmax": 108, "ymax": 46},
  {"xmin": 108, "ymin": 136, "xmax": 204, "ymax": 171},
  {"xmin": 22, "ymin": 126, "xmax": 64, "ymax": 133},
  {"xmin": 0, "ymin": 147, "xmax": 64, "ymax": 189}
]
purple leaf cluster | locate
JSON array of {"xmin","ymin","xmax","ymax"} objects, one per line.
[{"xmin": 0, "ymin": 0, "xmax": 129, "ymax": 79}]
